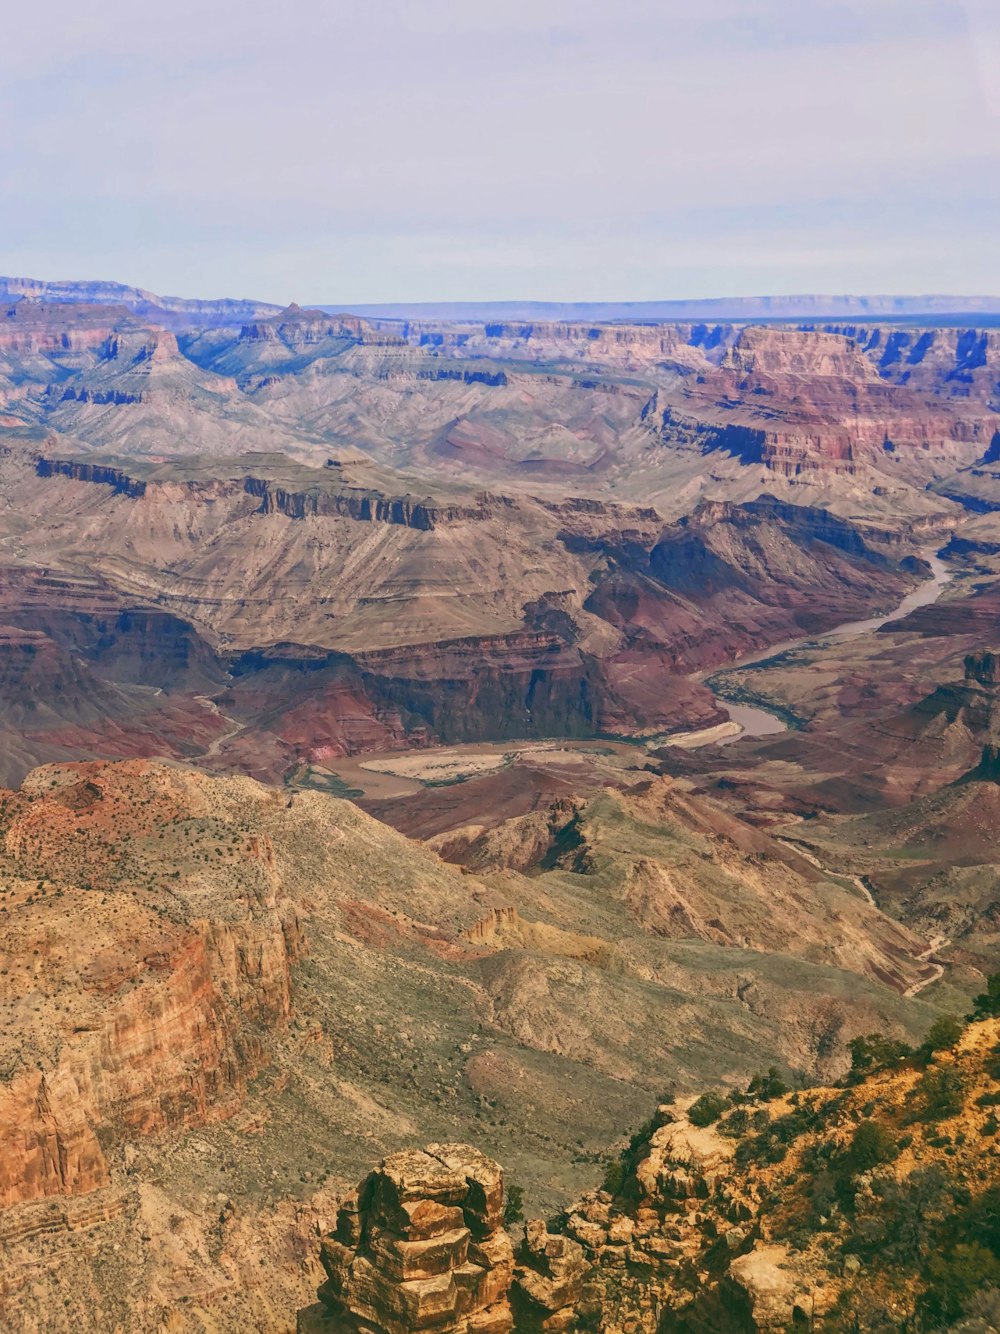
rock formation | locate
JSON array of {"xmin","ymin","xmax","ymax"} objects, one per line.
[
  {"xmin": 300, "ymin": 1144, "xmax": 595, "ymax": 1334},
  {"xmin": 511, "ymin": 1220, "xmax": 590, "ymax": 1332},
  {"xmin": 301, "ymin": 1145, "xmax": 515, "ymax": 1333},
  {"xmin": 298, "ymin": 1019, "xmax": 1000, "ymax": 1332}
]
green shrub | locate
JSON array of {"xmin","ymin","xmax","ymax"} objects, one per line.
[
  {"xmin": 688, "ymin": 1091, "xmax": 728, "ymax": 1127},
  {"xmin": 919, "ymin": 1014, "xmax": 965, "ymax": 1062},
  {"xmin": 718, "ymin": 1108, "xmax": 751, "ymax": 1139},
  {"xmin": 913, "ymin": 1068, "xmax": 966, "ymax": 1122},
  {"xmin": 849, "ymin": 1033, "xmax": 913, "ymax": 1075},
  {"xmin": 747, "ymin": 1067, "xmax": 789, "ymax": 1101},
  {"xmin": 601, "ymin": 1157, "xmax": 628, "ymax": 1196},
  {"xmin": 841, "ymin": 1121, "xmax": 899, "ymax": 1174},
  {"xmin": 843, "ymin": 1164, "xmax": 955, "ymax": 1264},
  {"xmin": 922, "ymin": 1243, "xmax": 1000, "ymax": 1323},
  {"xmin": 503, "ymin": 1184, "xmax": 524, "ymax": 1225},
  {"xmin": 971, "ymin": 972, "xmax": 1000, "ymax": 1020},
  {"xmin": 626, "ymin": 1118, "xmax": 658, "ymax": 1155}
]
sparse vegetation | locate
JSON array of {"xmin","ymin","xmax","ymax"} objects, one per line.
[
  {"xmin": 688, "ymin": 1091, "xmax": 728, "ymax": 1127},
  {"xmin": 912, "ymin": 1067, "xmax": 967, "ymax": 1123},
  {"xmin": 502, "ymin": 1183, "xmax": 524, "ymax": 1226},
  {"xmin": 848, "ymin": 1032, "xmax": 914, "ymax": 1078},
  {"xmin": 971, "ymin": 972, "xmax": 1000, "ymax": 1021}
]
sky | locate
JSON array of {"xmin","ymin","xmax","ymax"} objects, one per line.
[{"xmin": 2, "ymin": 0, "xmax": 998, "ymax": 304}]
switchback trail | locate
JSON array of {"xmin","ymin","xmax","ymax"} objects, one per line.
[{"xmin": 775, "ymin": 834, "xmax": 949, "ymax": 997}]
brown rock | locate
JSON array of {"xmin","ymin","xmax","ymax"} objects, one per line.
[{"xmin": 305, "ymin": 1144, "xmax": 515, "ymax": 1334}]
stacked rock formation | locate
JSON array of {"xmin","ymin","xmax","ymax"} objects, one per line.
[{"xmin": 302, "ymin": 1144, "xmax": 516, "ymax": 1333}]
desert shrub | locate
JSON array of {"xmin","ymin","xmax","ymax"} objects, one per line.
[
  {"xmin": 949, "ymin": 1286, "xmax": 1000, "ymax": 1332},
  {"xmin": 845, "ymin": 1164, "xmax": 955, "ymax": 1264},
  {"xmin": 848, "ymin": 1033, "xmax": 914, "ymax": 1076},
  {"xmin": 747, "ymin": 1066, "xmax": 789, "ymax": 1101},
  {"xmin": 688, "ymin": 1091, "xmax": 728, "ymax": 1127},
  {"xmin": 802, "ymin": 1167, "xmax": 841, "ymax": 1229},
  {"xmin": 841, "ymin": 1121, "xmax": 899, "ymax": 1174},
  {"xmin": 951, "ymin": 1185, "xmax": 1000, "ymax": 1258},
  {"xmin": 718, "ymin": 1108, "xmax": 751, "ymax": 1138},
  {"xmin": 503, "ymin": 1184, "xmax": 524, "ymax": 1225},
  {"xmin": 600, "ymin": 1157, "xmax": 628, "ymax": 1197},
  {"xmin": 971, "ymin": 972, "xmax": 1000, "ymax": 1020},
  {"xmin": 913, "ymin": 1067, "xmax": 966, "ymax": 1122},
  {"xmin": 921, "ymin": 1244, "xmax": 1000, "ymax": 1324},
  {"xmin": 919, "ymin": 1014, "xmax": 965, "ymax": 1064},
  {"xmin": 626, "ymin": 1118, "xmax": 658, "ymax": 1155}
]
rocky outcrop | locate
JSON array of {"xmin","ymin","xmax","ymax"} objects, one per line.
[
  {"xmin": 964, "ymin": 648, "xmax": 1000, "ymax": 687},
  {"xmin": 244, "ymin": 477, "xmax": 509, "ymax": 528},
  {"xmin": 301, "ymin": 1145, "xmax": 515, "ymax": 1333},
  {"xmin": 36, "ymin": 458, "xmax": 148, "ymax": 496},
  {"xmin": 417, "ymin": 367, "xmax": 509, "ymax": 387},
  {"xmin": 960, "ymin": 742, "xmax": 1000, "ymax": 784},
  {"xmin": 301, "ymin": 1143, "xmax": 596, "ymax": 1334},
  {"xmin": 238, "ymin": 305, "xmax": 403, "ymax": 348},
  {"xmin": 512, "ymin": 1220, "xmax": 590, "ymax": 1332}
]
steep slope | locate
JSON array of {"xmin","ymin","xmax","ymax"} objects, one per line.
[
  {"xmin": 0, "ymin": 760, "xmax": 951, "ymax": 1332},
  {"xmin": 565, "ymin": 1014, "xmax": 1000, "ymax": 1331},
  {"xmin": 297, "ymin": 1014, "xmax": 1000, "ymax": 1333}
]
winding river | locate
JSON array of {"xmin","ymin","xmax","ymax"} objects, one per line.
[{"xmin": 705, "ymin": 551, "xmax": 953, "ymax": 748}]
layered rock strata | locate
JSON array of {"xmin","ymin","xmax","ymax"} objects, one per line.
[{"xmin": 303, "ymin": 1145, "xmax": 516, "ymax": 1333}]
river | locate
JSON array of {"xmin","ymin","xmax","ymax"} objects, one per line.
[{"xmin": 705, "ymin": 550, "xmax": 953, "ymax": 748}]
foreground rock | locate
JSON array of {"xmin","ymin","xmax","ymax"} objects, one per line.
[
  {"xmin": 302, "ymin": 1019, "xmax": 1000, "ymax": 1333},
  {"xmin": 299, "ymin": 1143, "xmax": 596, "ymax": 1334}
]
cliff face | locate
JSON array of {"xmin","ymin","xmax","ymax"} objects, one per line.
[
  {"xmin": 244, "ymin": 476, "xmax": 508, "ymax": 529},
  {"xmin": 0, "ymin": 762, "xmax": 302, "ymax": 1211},
  {"xmin": 0, "ymin": 276, "xmax": 284, "ymax": 328},
  {"xmin": 2, "ymin": 447, "xmax": 928, "ymax": 775},
  {"xmin": 652, "ymin": 326, "xmax": 998, "ymax": 481},
  {"xmin": 36, "ymin": 457, "xmax": 148, "ymax": 495},
  {"xmin": 820, "ymin": 322, "xmax": 1000, "ymax": 402},
  {"xmin": 238, "ymin": 304, "xmax": 404, "ymax": 348}
]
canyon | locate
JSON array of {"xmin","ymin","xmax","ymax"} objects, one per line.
[{"xmin": 3, "ymin": 279, "xmax": 1000, "ymax": 1331}]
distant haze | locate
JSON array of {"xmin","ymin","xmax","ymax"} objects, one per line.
[
  {"xmin": 335, "ymin": 295, "xmax": 1000, "ymax": 324},
  {"xmin": 3, "ymin": 1, "xmax": 999, "ymax": 304},
  {"xmin": 4, "ymin": 277, "xmax": 1000, "ymax": 328}
]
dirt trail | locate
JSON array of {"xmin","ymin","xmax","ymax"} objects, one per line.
[
  {"xmin": 774, "ymin": 835, "xmax": 949, "ymax": 996},
  {"xmin": 774, "ymin": 836, "xmax": 877, "ymax": 907},
  {"xmin": 904, "ymin": 934, "xmax": 951, "ymax": 998}
]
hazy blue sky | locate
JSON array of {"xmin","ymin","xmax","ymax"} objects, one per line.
[{"xmin": 2, "ymin": 0, "xmax": 998, "ymax": 303}]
